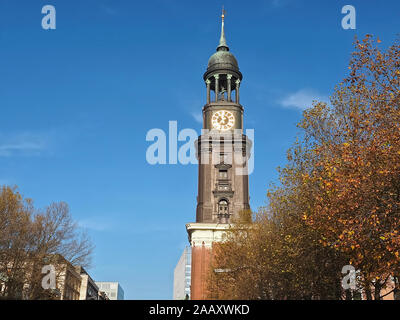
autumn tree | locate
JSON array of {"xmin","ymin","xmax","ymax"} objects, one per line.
[
  {"xmin": 208, "ymin": 205, "xmax": 346, "ymax": 299},
  {"xmin": 299, "ymin": 35, "xmax": 400, "ymax": 299},
  {"xmin": 0, "ymin": 185, "xmax": 93, "ymax": 300},
  {"xmin": 208, "ymin": 35, "xmax": 400, "ymax": 300},
  {"xmin": 0, "ymin": 186, "xmax": 34, "ymax": 299}
]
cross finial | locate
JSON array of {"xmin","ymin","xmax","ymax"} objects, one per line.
[{"xmin": 221, "ymin": 6, "xmax": 226, "ymax": 21}]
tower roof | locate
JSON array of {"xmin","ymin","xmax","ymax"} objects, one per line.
[
  {"xmin": 217, "ymin": 8, "xmax": 228, "ymax": 51},
  {"xmin": 204, "ymin": 9, "xmax": 242, "ymax": 81}
]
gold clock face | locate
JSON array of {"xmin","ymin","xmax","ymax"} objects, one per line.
[{"xmin": 212, "ymin": 110, "xmax": 235, "ymax": 131}]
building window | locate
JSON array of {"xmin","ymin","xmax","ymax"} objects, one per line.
[
  {"xmin": 218, "ymin": 199, "xmax": 228, "ymax": 215},
  {"xmin": 219, "ymin": 169, "xmax": 228, "ymax": 179},
  {"xmin": 218, "ymin": 199, "xmax": 230, "ymax": 223}
]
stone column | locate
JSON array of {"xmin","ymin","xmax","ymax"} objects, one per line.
[
  {"xmin": 235, "ymin": 79, "xmax": 241, "ymax": 104},
  {"xmin": 214, "ymin": 74, "xmax": 219, "ymax": 102},
  {"xmin": 227, "ymin": 74, "xmax": 232, "ymax": 102},
  {"xmin": 205, "ymin": 79, "xmax": 211, "ymax": 104}
]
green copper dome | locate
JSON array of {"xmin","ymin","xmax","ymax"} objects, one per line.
[
  {"xmin": 203, "ymin": 13, "xmax": 242, "ymax": 81},
  {"xmin": 207, "ymin": 50, "xmax": 239, "ymax": 72}
]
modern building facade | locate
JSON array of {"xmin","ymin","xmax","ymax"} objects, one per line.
[
  {"xmin": 186, "ymin": 11, "xmax": 252, "ymax": 300},
  {"xmin": 96, "ymin": 282, "xmax": 124, "ymax": 300},
  {"xmin": 173, "ymin": 247, "xmax": 191, "ymax": 300}
]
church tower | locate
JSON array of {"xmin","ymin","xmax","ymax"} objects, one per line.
[{"xmin": 186, "ymin": 10, "xmax": 252, "ymax": 300}]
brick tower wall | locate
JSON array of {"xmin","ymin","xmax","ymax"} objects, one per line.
[{"xmin": 190, "ymin": 243, "xmax": 212, "ymax": 300}]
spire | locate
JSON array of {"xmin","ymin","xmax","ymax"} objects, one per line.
[{"xmin": 217, "ymin": 7, "xmax": 229, "ymax": 51}]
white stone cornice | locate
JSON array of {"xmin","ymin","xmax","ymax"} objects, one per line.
[{"xmin": 186, "ymin": 223, "xmax": 232, "ymax": 247}]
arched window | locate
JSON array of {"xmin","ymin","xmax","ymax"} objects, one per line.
[
  {"xmin": 218, "ymin": 199, "xmax": 228, "ymax": 215},
  {"xmin": 218, "ymin": 199, "xmax": 230, "ymax": 223}
]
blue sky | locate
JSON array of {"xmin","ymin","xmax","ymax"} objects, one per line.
[{"xmin": 0, "ymin": 0, "xmax": 399, "ymax": 299}]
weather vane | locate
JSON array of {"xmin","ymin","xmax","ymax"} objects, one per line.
[{"xmin": 221, "ymin": 5, "xmax": 226, "ymax": 21}]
